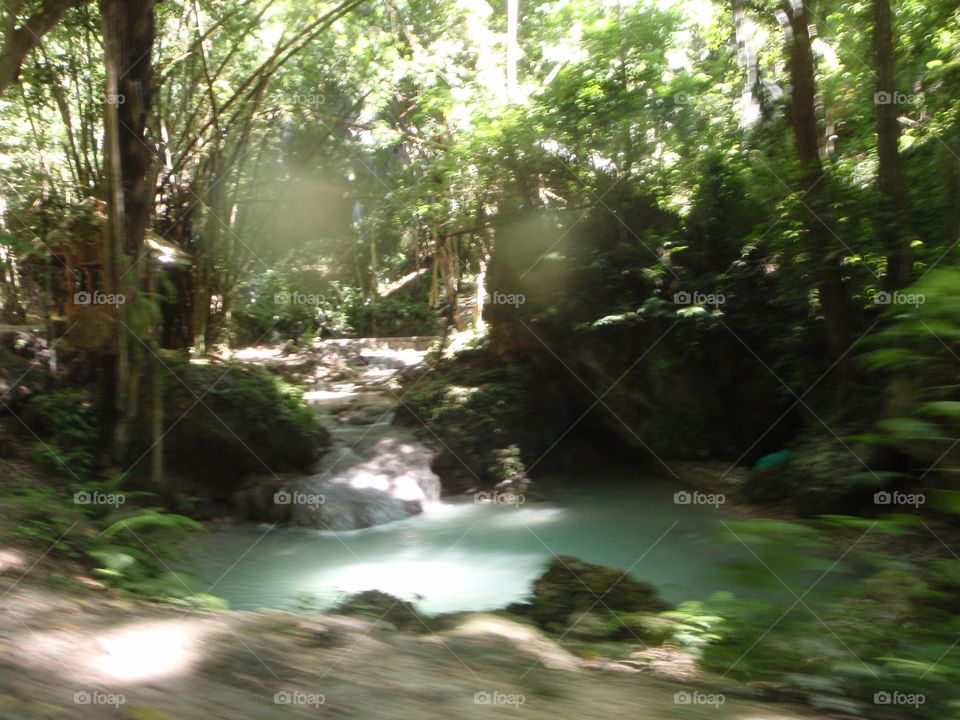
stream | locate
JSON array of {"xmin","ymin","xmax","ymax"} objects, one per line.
[{"xmin": 189, "ymin": 339, "xmax": 750, "ymax": 614}]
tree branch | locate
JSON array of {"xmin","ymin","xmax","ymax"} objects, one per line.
[{"xmin": 0, "ymin": 0, "xmax": 88, "ymax": 95}]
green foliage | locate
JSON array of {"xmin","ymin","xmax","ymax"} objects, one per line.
[
  {"xmin": 1, "ymin": 479, "xmax": 213, "ymax": 604},
  {"xmin": 345, "ymin": 295, "xmax": 439, "ymax": 338},
  {"xmin": 3, "ymin": 481, "xmax": 90, "ymax": 559},
  {"xmin": 686, "ymin": 518, "xmax": 960, "ymax": 718},
  {"xmin": 488, "ymin": 445, "xmax": 526, "ymax": 484},
  {"xmin": 857, "ymin": 269, "xmax": 960, "ymax": 489},
  {"xmin": 22, "ymin": 391, "xmax": 98, "ymax": 481},
  {"xmin": 88, "ymin": 510, "xmax": 207, "ymax": 600}
]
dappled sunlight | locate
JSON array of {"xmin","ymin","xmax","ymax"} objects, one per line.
[
  {"xmin": 230, "ymin": 346, "xmax": 283, "ymax": 363},
  {"xmin": 89, "ymin": 620, "xmax": 210, "ymax": 683},
  {"xmin": 450, "ymin": 614, "xmax": 579, "ymax": 671},
  {"xmin": 19, "ymin": 617, "xmax": 216, "ymax": 685},
  {"xmin": 0, "ymin": 547, "xmax": 26, "ymax": 573}
]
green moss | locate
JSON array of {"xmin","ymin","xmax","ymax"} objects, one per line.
[
  {"xmin": 332, "ymin": 590, "xmax": 426, "ymax": 631},
  {"xmin": 528, "ymin": 556, "xmax": 670, "ymax": 632},
  {"xmin": 131, "ymin": 361, "xmax": 328, "ymax": 490}
]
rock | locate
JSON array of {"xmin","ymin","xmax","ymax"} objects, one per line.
[
  {"xmin": 332, "ymin": 437, "xmax": 441, "ymax": 503},
  {"xmin": 528, "ymin": 556, "xmax": 670, "ymax": 632},
  {"xmin": 130, "ymin": 360, "xmax": 329, "ymax": 494},
  {"xmin": 233, "ymin": 477, "xmax": 414, "ymax": 531},
  {"xmin": 332, "ymin": 590, "xmax": 424, "ymax": 631},
  {"xmin": 565, "ymin": 611, "xmax": 614, "ymax": 640}
]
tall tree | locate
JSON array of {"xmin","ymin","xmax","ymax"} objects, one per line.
[
  {"xmin": 100, "ymin": 0, "xmax": 156, "ymax": 461},
  {"xmin": 873, "ymin": 0, "xmax": 913, "ymax": 289},
  {"xmin": 782, "ymin": 0, "xmax": 855, "ymax": 363}
]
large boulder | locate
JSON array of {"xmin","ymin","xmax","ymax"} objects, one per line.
[
  {"xmin": 233, "ymin": 436, "xmax": 440, "ymax": 530},
  {"xmin": 233, "ymin": 476, "xmax": 418, "ymax": 531},
  {"xmin": 129, "ymin": 358, "xmax": 329, "ymax": 495}
]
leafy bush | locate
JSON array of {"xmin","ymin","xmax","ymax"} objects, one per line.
[
  {"xmin": 858, "ymin": 269, "xmax": 960, "ymax": 491},
  {"xmin": 229, "ymin": 244, "xmax": 354, "ymax": 344},
  {"xmin": 345, "ymin": 295, "xmax": 439, "ymax": 337},
  {"xmin": 22, "ymin": 390, "xmax": 98, "ymax": 480},
  {"xmin": 3, "ymin": 481, "xmax": 90, "ymax": 558},
  {"xmin": 2, "ymin": 480, "xmax": 213, "ymax": 604},
  {"xmin": 673, "ymin": 517, "xmax": 960, "ymax": 719},
  {"xmin": 88, "ymin": 509, "xmax": 208, "ymax": 600}
]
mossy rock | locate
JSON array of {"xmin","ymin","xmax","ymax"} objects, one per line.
[
  {"xmin": 610, "ymin": 612, "xmax": 676, "ymax": 644},
  {"xmin": 528, "ymin": 556, "xmax": 669, "ymax": 632},
  {"xmin": 129, "ymin": 361, "xmax": 329, "ymax": 493},
  {"xmin": 332, "ymin": 590, "xmax": 425, "ymax": 631},
  {"xmin": 564, "ymin": 610, "xmax": 675, "ymax": 645}
]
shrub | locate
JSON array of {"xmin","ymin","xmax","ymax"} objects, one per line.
[{"xmin": 21, "ymin": 390, "xmax": 98, "ymax": 480}]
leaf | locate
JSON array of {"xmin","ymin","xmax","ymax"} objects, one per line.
[
  {"xmin": 877, "ymin": 417, "xmax": 950, "ymax": 440},
  {"xmin": 923, "ymin": 401, "xmax": 960, "ymax": 418}
]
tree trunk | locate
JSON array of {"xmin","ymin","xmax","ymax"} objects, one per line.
[
  {"xmin": 783, "ymin": 1, "xmax": 855, "ymax": 363},
  {"xmin": 873, "ymin": 0, "xmax": 913, "ymax": 289},
  {"xmin": 506, "ymin": 0, "xmax": 519, "ymax": 101},
  {"xmin": 101, "ymin": 0, "xmax": 156, "ymax": 464}
]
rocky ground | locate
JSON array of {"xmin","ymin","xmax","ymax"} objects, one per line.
[{"xmin": 0, "ymin": 572, "xmax": 834, "ymax": 720}]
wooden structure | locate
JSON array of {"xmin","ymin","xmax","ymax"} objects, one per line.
[{"xmin": 49, "ymin": 198, "xmax": 193, "ymax": 349}]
